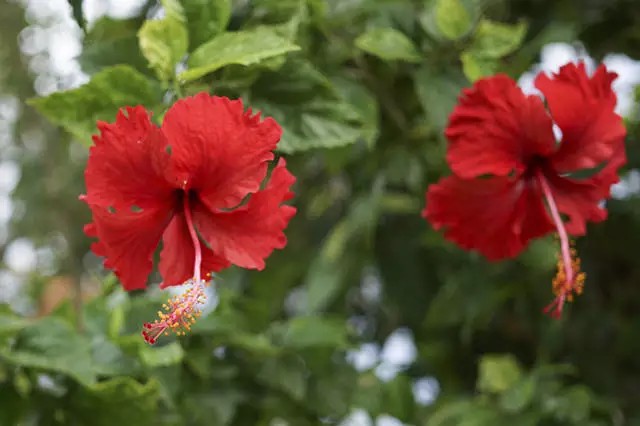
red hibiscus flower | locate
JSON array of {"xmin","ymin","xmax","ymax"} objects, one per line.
[
  {"xmin": 81, "ymin": 93, "xmax": 296, "ymax": 343},
  {"xmin": 423, "ymin": 62, "xmax": 626, "ymax": 317}
]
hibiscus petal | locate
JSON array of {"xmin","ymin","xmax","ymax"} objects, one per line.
[
  {"xmin": 83, "ymin": 106, "xmax": 174, "ymax": 210},
  {"xmin": 161, "ymin": 93, "xmax": 282, "ymax": 210},
  {"xmin": 545, "ymin": 141, "xmax": 627, "ymax": 236},
  {"xmin": 446, "ymin": 74, "xmax": 556, "ymax": 179},
  {"xmin": 193, "ymin": 158, "xmax": 296, "ymax": 270},
  {"xmin": 423, "ymin": 175, "xmax": 555, "ymax": 260},
  {"xmin": 534, "ymin": 62, "xmax": 626, "ymax": 173},
  {"xmin": 85, "ymin": 203, "xmax": 174, "ymax": 291},
  {"xmin": 158, "ymin": 212, "xmax": 230, "ymax": 289}
]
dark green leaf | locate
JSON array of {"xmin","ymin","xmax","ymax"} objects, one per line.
[
  {"xmin": 183, "ymin": 0, "xmax": 232, "ymax": 49},
  {"xmin": 67, "ymin": 0, "xmax": 86, "ymax": 31},
  {"xmin": 1, "ymin": 318, "xmax": 95, "ymax": 386},
  {"xmin": 71, "ymin": 378, "xmax": 161, "ymax": 426},
  {"xmin": 78, "ymin": 18, "xmax": 149, "ymax": 75}
]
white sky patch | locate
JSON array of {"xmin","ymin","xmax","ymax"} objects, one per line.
[
  {"xmin": 380, "ymin": 327, "xmax": 417, "ymax": 367},
  {"xmin": 4, "ymin": 237, "xmax": 37, "ymax": 273}
]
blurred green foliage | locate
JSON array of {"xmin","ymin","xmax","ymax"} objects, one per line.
[{"xmin": 1, "ymin": 0, "xmax": 640, "ymax": 424}]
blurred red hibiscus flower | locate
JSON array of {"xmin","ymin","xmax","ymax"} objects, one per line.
[
  {"xmin": 423, "ymin": 62, "xmax": 626, "ymax": 317},
  {"xmin": 81, "ymin": 93, "xmax": 296, "ymax": 343}
]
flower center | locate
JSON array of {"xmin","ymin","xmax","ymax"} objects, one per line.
[
  {"xmin": 142, "ymin": 191, "xmax": 208, "ymax": 345},
  {"xmin": 536, "ymin": 170, "xmax": 586, "ymax": 319}
]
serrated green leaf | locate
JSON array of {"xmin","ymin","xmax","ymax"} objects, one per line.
[
  {"xmin": 0, "ymin": 318, "xmax": 95, "ymax": 386},
  {"xmin": 138, "ymin": 16, "xmax": 188, "ymax": 81},
  {"xmin": 460, "ymin": 50, "xmax": 498, "ymax": 82},
  {"xmin": 139, "ymin": 341, "xmax": 185, "ymax": 368},
  {"xmin": 28, "ymin": 65, "xmax": 162, "ymax": 145},
  {"xmin": 355, "ymin": 27, "xmax": 421, "ymax": 62},
  {"xmin": 183, "ymin": 0, "xmax": 232, "ymax": 49},
  {"xmin": 71, "ymin": 378, "xmax": 161, "ymax": 426},
  {"xmin": 435, "ymin": 0, "xmax": 472, "ymax": 40},
  {"xmin": 477, "ymin": 354, "xmax": 523, "ymax": 394},
  {"xmin": 469, "ymin": 19, "xmax": 528, "ymax": 58},
  {"xmin": 180, "ymin": 27, "xmax": 300, "ymax": 82}
]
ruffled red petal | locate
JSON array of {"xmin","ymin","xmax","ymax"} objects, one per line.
[
  {"xmin": 534, "ymin": 62, "xmax": 626, "ymax": 173},
  {"xmin": 192, "ymin": 158, "xmax": 296, "ymax": 270},
  {"xmin": 85, "ymin": 204, "xmax": 175, "ymax": 291},
  {"xmin": 423, "ymin": 175, "xmax": 555, "ymax": 260},
  {"xmin": 158, "ymin": 212, "xmax": 230, "ymax": 288},
  {"xmin": 544, "ymin": 141, "xmax": 627, "ymax": 236},
  {"xmin": 445, "ymin": 75, "xmax": 556, "ymax": 179},
  {"xmin": 160, "ymin": 94, "xmax": 282, "ymax": 210},
  {"xmin": 83, "ymin": 106, "xmax": 174, "ymax": 210}
]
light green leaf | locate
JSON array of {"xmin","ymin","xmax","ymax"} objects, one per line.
[
  {"xmin": 477, "ymin": 354, "xmax": 523, "ymax": 394},
  {"xmin": 183, "ymin": 0, "xmax": 232, "ymax": 48},
  {"xmin": 460, "ymin": 50, "xmax": 498, "ymax": 82},
  {"xmin": 355, "ymin": 27, "xmax": 421, "ymax": 62},
  {"xmin": 28, "ymin": 65, "xmax": 163, "ymax": 145},
  {"xmin": 0, "ymin": 318, "xmax": 95, "ymax": 386},
  {"xmin": 71, "ymin": 378, "xmax": 161, "ymax": 426},
  {"xmin": 180, "ymin": 26, "xmax": 300, "ymax": 82},
  {"xmin": 138, "ymin": 15, "xmax": 188, "ymax": 81},
  {"xmin": 435, "ymin": 0, "xmax": 472, "ymax": 40},
  {"xmin": 139, "ymin": 341, "xmax": 185, "ymax": 368},
  {"xmin": 469, "ymin": 19, "xmax": 528, "ymax": 58},
  {"xmin": 161, "ymin": 0, "xmax": 186, "ymax": 21}
]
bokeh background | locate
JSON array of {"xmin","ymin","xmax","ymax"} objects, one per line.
[{"xmin": 1, "ymin": 0, "xmax": 640, "ymax": 425}]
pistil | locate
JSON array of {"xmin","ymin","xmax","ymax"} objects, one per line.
[
  {"xmin": 536, "ymin": 171, "xmax": 586, "ymax": 318},
  {"xmin": 142, "ymin": 192, "xmax": 208, "ymax": 344}
]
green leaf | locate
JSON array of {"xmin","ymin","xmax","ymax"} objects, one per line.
[
  {"xmin": 138, "ymin": 15, "xmax": 188, "ymax": 81},
  {"xmin": 139, "ymin": 341, "xmax": 185, "ymax": 368},
  {"xmin": 500, "ymin": 377, "xmax": 536, "ymax": 413},
  {"xmin": 28, "ymin": 65, "xmax": 163, "ymax": 145},
  {"xmin": 272, "ymin": 316, "xmax": 348, "ymax": 349},
  {"xmin": 460, "ymin": 50, "xmax": 498, "ymax": 82},
  {"xmin": 183, "ymin": 0, "xmax": 232, "ymax": 49},
  {"xmin": 477, "ymin": 354, "xmax": 523, "ymax": 394},
  {"xmin": 257, "ymin": 356, "xmax": 307, "ymax": 401},
  {"xmin": 435, "ymin": 0, "xmax": 472, "ymax": 40},
  {"xmin": 355, "ymin": 27, "xmax": 421, "ymax": 62},
  {"xmin": 304, "ymin": 220, "xmax": 351, "ymax": 313},
  {"xmin": 469, "ymin": 19, "xmax": 528, "ymax": 58},
  {"xmin": 67, "ymin": 0, "xmax": 86, "ymax": 31},
  {"xmin": 78, "ymin": 18, "xmax": 149, "ymax": 75},
  {"xmin": 250, "ymin": 60, "xmax": 372, "ymax": 152},
  {"xmin": 71, "ymin": 378, "xmax": 161, "ymax": 426},
  {"xmin": 0, "ymin": 318, "xmax": 95, "ymax": 386},
  {"xmin": 180, "ymin": 26, "xmax": 300, "ymax": 82},
  {"xmin": 414, "ymin": 65, "xmax": 466, "ymax": 131}
]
